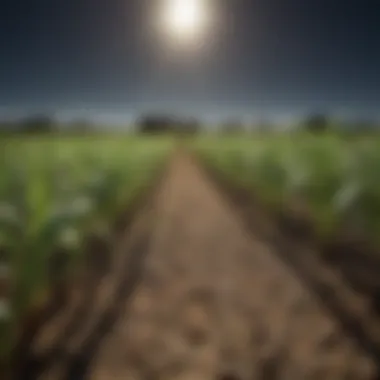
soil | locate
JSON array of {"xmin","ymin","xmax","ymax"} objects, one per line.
[
  {"xmin": 205, "ymin": 156, "xmax": 380, "ymax": 360},
  {"xmin": 11, "ymin": 152, "xmax": 380, "ymax": 380}
]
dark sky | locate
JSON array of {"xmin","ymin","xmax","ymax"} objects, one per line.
[{"xmin": 0, "ymin": 0, "xmax": 379, "ymax": 122}]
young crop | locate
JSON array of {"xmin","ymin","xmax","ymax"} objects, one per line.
[
  {"xmin": 196, "ymin": 135, "xmax": 380, "ymax": 241},
  {"xmin": 0, "ymin": 137, "xmax": 172, "ymax": 363}
]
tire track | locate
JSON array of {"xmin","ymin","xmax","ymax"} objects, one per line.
[{"xmin": 88, "ymin": 153, "xmax": 377, "ymax": 380}]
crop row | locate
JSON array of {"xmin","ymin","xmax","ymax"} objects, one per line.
[
  {"xmin": 0, "ymin": 137, "xmax": 173, "ymax": 363},
  {"xmin": 196, "ymin": 135, "xmax": 380, "ymax": 242}
]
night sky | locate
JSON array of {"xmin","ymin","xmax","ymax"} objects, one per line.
[{"xmin": 1, "ymin": 0, "xmax": 379, "ymax": 122}]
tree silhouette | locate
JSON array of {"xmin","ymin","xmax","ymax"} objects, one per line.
[
  {"xmin": 304, "ymin": 113, "xmax": 329, "ymax": 133},
  {"xmin": 20, "ymin": 114, "xmax": 55, "ymax": 134},
  {"xmin": 136, "ymin": 114, "xmax": 200, "ymax": 135}
]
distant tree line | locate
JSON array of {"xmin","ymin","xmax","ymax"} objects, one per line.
[
  {"xmin": 0, "ymin": 115, "xmax": 55, "ymax": 135},
  {"xmin": 0, "ymin": 115, "xmax": 96, "ymax": 135},
  {"xmin": 0, "ymin": 111, "xmax": 378, "ymax": 136},
  {"xmin": 136, "ymin": 114, "xmax": 200, "ymax": 135},
  {"xmin": 301, "ymin": 113, "xmax": 379, "ymax": 135}
]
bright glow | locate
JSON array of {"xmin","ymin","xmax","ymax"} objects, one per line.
[{"xmin": 162, "ymin": 0, "xmax": 209, "ymax": 41}]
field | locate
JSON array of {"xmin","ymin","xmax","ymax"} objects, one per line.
[
  {"xmin": 2, "ymin": 133, "xmax": 380, "ymax": 379},
  {"xmin": 195, "ymin": 134, "xmax": 380, "ymax": 242},
  {"xmin": 0, "ymin": 136, "xmax": 174, "ymax": 369}
]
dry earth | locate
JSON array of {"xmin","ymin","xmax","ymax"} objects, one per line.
[{"xmin": 91, "ymin": 154, "xmax": 376, "ymax": 380}]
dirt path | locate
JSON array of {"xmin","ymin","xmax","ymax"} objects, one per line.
[{"xmin": 76, "ymin": 154, "xmax": 374, "ymax": 380}]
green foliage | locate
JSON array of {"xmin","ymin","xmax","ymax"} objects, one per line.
[
  {"xmin": 195, "ymin": 134, "xmax": 380, "ymax": 240},
  {"xmin": 0, "ymin": 136, "xmax": 173, "ymax": 358}
]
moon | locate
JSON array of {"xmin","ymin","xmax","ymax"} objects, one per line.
[{"xmin": 161, "ymin": 0, "xmax": 209, "ymax": 42}]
